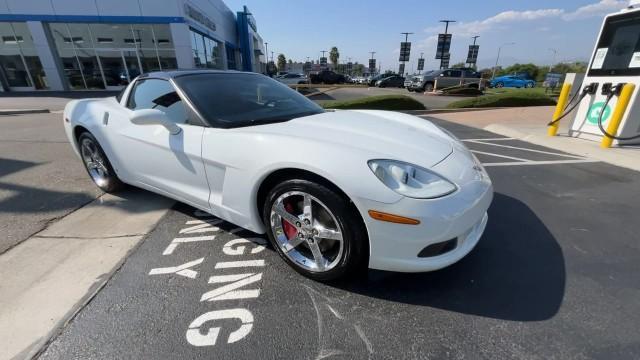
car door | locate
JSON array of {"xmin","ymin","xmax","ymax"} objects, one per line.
[
  {"xmin": 108, "ymin": 78, "xmax": 211, "ymax": 209},
  {"xmin": 439, "ymin": 70, "xmax": 461, "ymax": 88}
]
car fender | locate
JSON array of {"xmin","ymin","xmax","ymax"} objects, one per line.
[{"xmin": 201, "ymin": 129, "xmax": 403, "ymax": 233}]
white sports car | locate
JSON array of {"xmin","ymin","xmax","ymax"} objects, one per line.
[{"xmin": 64, "ymin": 70, "xmax": 492, "ymax": 281}]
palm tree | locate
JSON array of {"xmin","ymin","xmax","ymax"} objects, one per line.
[
  {"xmin": 329, "ymin": 47, "xmax": 339, "ymax": 69},
  {"xmin": 277, "ymin": 54, "xmax": 286, "ymax": 72}
]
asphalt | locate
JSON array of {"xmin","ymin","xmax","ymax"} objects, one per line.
[
  {"xmin": 38, "ymin": 120, "xmax": 640, "ymax": 360},
  {"xmin": 0, "ymin": 112, "xmax": 103, "ymax": 253}
]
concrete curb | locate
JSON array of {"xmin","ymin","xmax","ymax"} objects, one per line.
[
  {"xmin": 484, "ymin": 123, "xmax": 640, "ymax": 173},
  {"xmin": 402, "ymin": 107, "xmax": 514, "ymax": 115},
  {"xmin": 0, "ymin": 109, "xmax": 50, "ymax": 115}
]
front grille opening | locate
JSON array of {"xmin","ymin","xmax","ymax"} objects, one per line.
[{"xmin": 418, "ymin": 238, "xmax": 457, "ymax": 258}]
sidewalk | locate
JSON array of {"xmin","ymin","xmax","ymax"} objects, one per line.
[
  {"xmin": 427, "ymin": 106, "xmax": 640, "ymax": 173},
  {"xmin": 0, "ymin": 190, "xmax": 172, "ymax": 360}
]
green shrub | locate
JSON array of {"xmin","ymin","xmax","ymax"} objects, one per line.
[
  {"xmin": 321, "ymin": 95, "xmax": 426, "ymax": 110},
  {"xmin": 446, "ymin": 89, "xmax": 557, "ymax": 108}
]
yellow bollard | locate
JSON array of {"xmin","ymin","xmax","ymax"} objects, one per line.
[
  {"xmin": 547, "ymin": 83, "xmax": 572, "ymax": 136},
  {"xmin": 601, "ymin": 83, "xmax": 636, "ymax": 148}
]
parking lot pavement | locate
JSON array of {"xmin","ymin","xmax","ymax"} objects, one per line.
[
  {"xmin": 310, "ymin": 87, "xmax": 461, "ymax": 109},
  {"xmin": 0, "ymin": 112, "xmax": 103, "ymax": 253},
  {"xmin": 38, "ymin": 121, "xmax": 640, "ymax": 359}
]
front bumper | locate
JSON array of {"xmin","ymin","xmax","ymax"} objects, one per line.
[{"xmin": 358, "ymin": 161, "xmax": 493, "ymax": 272}]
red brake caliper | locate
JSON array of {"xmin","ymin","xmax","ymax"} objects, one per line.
[{"xmin": 282, "ymin": 200, "xmax": 298, "ymax": 240}]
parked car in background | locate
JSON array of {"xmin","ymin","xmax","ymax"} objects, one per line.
[
  {"xmin": 404, "ymin": 76, "xmax": 417, "ymax": 88},
  {"xmin": 376, "ymin": 75, "xmax": 405, "ymax": 88},
  {"xmin": 408, "ymin": 68, "xmax": 482, "ymax": 92},
  {"xmin": 309, "ymin": 70, "xmax": 346, "ymax": 85},
  {"xmin": 276, "ymin": 73, "xmax": 309, "ymax": 85},
  {"xmin": 368, "ymin": 74, "xmax": 387, "ymax": 86},
  {"xmin": 489, "ymin": 75, "xmax": 535, "ymax": 88}
]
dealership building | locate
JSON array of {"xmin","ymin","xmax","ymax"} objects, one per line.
[{"xmin": 0, "ymin": 0, "xmax": 265, "ymax": 91}]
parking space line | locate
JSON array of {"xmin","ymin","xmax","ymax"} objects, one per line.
[
  {"xmin": 482, "ymin": 159, "xmax": 598, "ymax": 167},
  {"xmin": 470, "ymin": 150, "xmax": 529, "ymax": 162},
  {"xmin": 461, "ymin": 137, "xmax": 515, "ymax": 141},
  {"xmin": 464, "ymin": 140, "xmax": 584, "ymax": 159}
]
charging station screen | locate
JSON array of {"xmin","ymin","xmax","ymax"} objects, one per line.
[{"xmin": 589, "ymin": 12, "xmax": 640, "ymax": 76}]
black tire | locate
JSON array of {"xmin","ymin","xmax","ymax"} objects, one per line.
[
  {"xmin": 77, "ymin": 132, "xmax": 125, "ymax": 193},
  {"xmin": 262, "ymin": 179, "xmax": 367, "ymax": 282},
  {"xmin": 495, "ymin": 82, "xmax": 504, "ymax": 88},
  {"xmin": 424, "ymin": 82, "xmax": 434, "ymax": 92}
]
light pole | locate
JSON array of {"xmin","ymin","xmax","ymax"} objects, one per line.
[
  {"xmin": 492, "ymin": 42, "xmax": 515, "ymax": 79},
  {"xmin": 438, "ymin": 20, "xmax": 456, "ymax": 69},
  {"xmin": 548, "ymin": 48, "xmax": 558, "ymax": 71},
  {"xmin": 400, "ymin": 32, "xmax": 413, "ymax": 75}
]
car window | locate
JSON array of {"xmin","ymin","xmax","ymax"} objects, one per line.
[
  {"xmin": 449, "ymin": 70, "xmax": 462, "ymax": 77},
  {"xmin": 127, "ymin": 79, "xmax": 188, "ymax": 124},
  {"xmin": 174, "ymin": 73, "xmax": 323, "ymax": 128}
]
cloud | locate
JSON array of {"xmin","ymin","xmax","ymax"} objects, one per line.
[
  {"xmin": 423, "ymin": 8, "xmax": 564, "ymax": 37},
  {"xmin": 563, "ymin": 0, "xmax": 627, "ymax": 20}
]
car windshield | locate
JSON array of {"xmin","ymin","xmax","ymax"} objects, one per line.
[{"xmin": 175, "ymin": 73, "xmax": 324, "ymax": 128}]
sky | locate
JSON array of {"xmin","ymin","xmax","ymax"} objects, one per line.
[{"xmin": 223, "ymin": 0, "xmax": 631, "ymax": 73}]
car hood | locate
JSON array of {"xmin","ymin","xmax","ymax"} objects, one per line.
[{"xmin": 237, "ymin": 110, "xmax": 454, "ymax": 168}]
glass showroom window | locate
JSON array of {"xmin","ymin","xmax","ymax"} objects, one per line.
[
  {"xmin": 48, "ymin": 23, "xmax": 177, "ymax": 90},
  {"xmin": 189, "ymin": 29, "xmax": 224, "ymax": 69},
  {"xmin": 0, "ymin": 22, "xmax": 47, "ymax": 90}
]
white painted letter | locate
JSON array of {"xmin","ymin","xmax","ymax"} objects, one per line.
[
  {"xmin": 222, "ymin": 238, "xmax": 267, "ymax": 256},
  {"xmin": 148, "ymin": 258, "xmax": 204, "ymax": 279},
  {"xmin": 201, "ymin": 272, "xmax": 263, "ymax": 301},
  {"xmin": 186, "ymin": 309, "xmax": 253, "ymax": 346}
]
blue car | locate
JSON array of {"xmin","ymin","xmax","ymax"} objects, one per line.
[{"xmin": 490, "ymin": 75, "xmax": 535, "ymax": 88}]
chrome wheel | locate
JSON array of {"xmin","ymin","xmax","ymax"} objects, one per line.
[
  {"xmin": 270, "ymin": 191, "xmax": 344, "ymax": 272},
  {"xmin": 80, "ymin": 137, "xmax": 109, "ymax": 187}
]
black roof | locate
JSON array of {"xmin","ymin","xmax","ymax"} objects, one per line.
[{"xmin": 139, "ymin": 69, "xmax": 259, "ymax": 80}]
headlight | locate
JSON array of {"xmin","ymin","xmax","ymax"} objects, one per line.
[{"xmin": 368, "ymin": 159, "xmax": 457, "ymax": 199}]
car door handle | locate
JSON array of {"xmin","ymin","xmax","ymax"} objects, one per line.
[{"xmin": 102, "ymin": 112, "xmax": 109, "ymax": 126}]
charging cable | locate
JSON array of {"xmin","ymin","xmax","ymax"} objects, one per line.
[
  {"xmin": 597, "ymin": 83, "xmax": 640, "ymax": 141},
  {"xmin": 547, "ymin": 83, "xmax": 597, "ymax": 126}
]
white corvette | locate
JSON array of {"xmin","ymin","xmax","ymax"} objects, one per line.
[{"xmin": 64, "ymin": 70, "xmax": 492, "ymax": 281}]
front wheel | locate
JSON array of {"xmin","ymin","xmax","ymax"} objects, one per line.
[
  {"xmin": 424, "ymin": 83, "xmax": 434, "ymax": 92},
  {"xmin": 78, "ymin": 132, "xmax": 125, "ymax": 193},
  {"xmin": 495, "ymin": 82, "xmax": 504, "ymax": 88},
  {"xmin": 263, "ymin": 179, "xmax": 367, "ymax": 281},
  {"xmin": 525, "ymin": 82, "xmax": 534, "ymax": 88}
]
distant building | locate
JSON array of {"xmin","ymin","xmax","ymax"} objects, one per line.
[{"xmin": 0, "ymin": 0, "xmax": 265, "ymax": 91}]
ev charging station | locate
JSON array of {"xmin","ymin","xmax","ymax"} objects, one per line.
[{"xmin": 563, "ymin": 0, "xmax": 640, "ymax": 147}]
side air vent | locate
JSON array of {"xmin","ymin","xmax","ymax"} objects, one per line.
[{"xmin": 417, "ymin": 238, "xmax": 457, "ymax": 258}]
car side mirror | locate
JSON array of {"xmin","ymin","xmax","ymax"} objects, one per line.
[{"xmin": 129, "ymin": 108, "xmax": 181, "ymax": 135}]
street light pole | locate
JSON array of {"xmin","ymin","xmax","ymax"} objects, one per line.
[
  {"xmin": 400, "ymin": 32, "xmax": 413, "ymax": 75},
  {"xmin": 492, "ymin": 42, "xmax": 515, "ymax": 79},
  {"xmin": 438, "ymin": 20, "xmax": 456, "ymax": 69},
  {"xmin": 548, "ymin": 48, "xmax": 558, "ymax": 71}
]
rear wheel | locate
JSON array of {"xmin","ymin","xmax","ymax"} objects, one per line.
[
  {"xmin": 495, "ymin": 82, "xmax": 504, "ymax": 88},
  {"xmin": 263, "ymin": 179, "xmax": 367, "ymax": 281},
  {"xmin": 78, "ymin": 132, "xmax": 125, "ymax": 193},
  {"xmin": 525, "ymin": 82, "xmax": 534, "ymax": 88}
]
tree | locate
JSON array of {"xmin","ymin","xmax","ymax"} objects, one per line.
[
  {"xmin": 329, "ymin": 47, "xmax": 340, "ymax": 68},
  {"xmin": 277, "ymin": 54, "xmax": 286, "ymax": 72},
  {"xmin": 451, "ymin": 62, "xmax": 466, "ymax": 68}
]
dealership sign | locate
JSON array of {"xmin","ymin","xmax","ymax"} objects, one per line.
[
  {"xmin": 436, "ymin": 34, "xmax": 452, "ymax": 59},
  {"xmin": 184, "ymin": 3, "xmax": 216, "ymax": 32},
  {"xmin": 417, "ymin": 58, "xmax": 425, "ymax": 71},
  {"xmin": 369, "ymin": 59, "xmax": 376, "ymax": 73},
  {"xmin": 398, "ymin": 63, "xmax": 405, "ymax": 75},
  {"xmin": 399, "ymin": 42, "xmax": 411, "ymax": 62}
]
